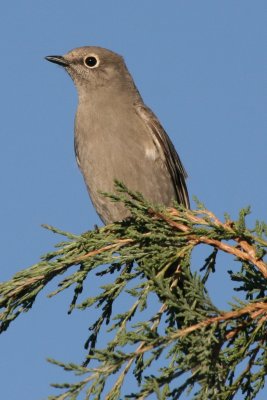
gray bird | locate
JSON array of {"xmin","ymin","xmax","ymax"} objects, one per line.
[{"xmin": 45, "ymin": 47, "xmax": 189, "ymax": 224}]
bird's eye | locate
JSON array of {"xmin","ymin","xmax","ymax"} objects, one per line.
[{"xmin": 84, "ymin": 55, "xmax": 99, "ymax": 68}]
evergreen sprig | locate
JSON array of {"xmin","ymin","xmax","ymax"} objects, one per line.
[{"xmin": 0, "ymin": 182, "xmax": 266, "ymax": 399}]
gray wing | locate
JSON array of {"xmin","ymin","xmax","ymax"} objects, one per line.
[{"xmin": 135, "ymin": 103, "xmax": 190, "ymax": 208}]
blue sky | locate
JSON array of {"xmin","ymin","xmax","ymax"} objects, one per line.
[{"xmin": 0, "ymin": 1, "xmax": 266, "ymax": 399}]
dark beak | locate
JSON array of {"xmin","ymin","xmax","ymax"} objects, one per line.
[{"xmin": 45, "ymin": 55, "xmax": 69, "ymax": 67}]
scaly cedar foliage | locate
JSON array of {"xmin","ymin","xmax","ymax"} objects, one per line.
[{"xmin": 0, "ymin": 183, "xmax": 266, "ymax": 399}]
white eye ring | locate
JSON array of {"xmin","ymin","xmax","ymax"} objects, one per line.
[{"xmin": 84, "ymin": 54, "xmax": 100, "ymax": 69}]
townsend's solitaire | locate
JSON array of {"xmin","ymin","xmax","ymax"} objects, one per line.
[{"xmin": 45, "ymin": 47, "xmax": 189, "ymax": 224}]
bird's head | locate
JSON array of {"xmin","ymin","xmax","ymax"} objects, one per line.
[{"xmin": 45, "ymin": 46, "xmax": 136, "ymax": 97}]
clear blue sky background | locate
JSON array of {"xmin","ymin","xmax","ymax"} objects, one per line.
[{"xmin": 0, "ymin": 1, "xmax": 266, "ymax": 399}]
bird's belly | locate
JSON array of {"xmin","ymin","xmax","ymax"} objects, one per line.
[
  {"xmin": 75, "ymin": 109, "xmax": 176, "ymax": 223},
  {"xmin": 78, "ymin": 145, "xmax": 175, "ymax": 223}
]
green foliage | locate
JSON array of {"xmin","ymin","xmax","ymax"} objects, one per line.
[{"xmin": 0, "ymin": 183, "xmax": 266, "ymax": 399}]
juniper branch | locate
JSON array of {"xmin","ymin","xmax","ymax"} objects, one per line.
[{"xmin": 0, "ymin": 183, "xmax": 266, "ymax": 399}]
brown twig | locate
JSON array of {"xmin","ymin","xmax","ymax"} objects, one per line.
[
  {"xmin": 133, "ymin": 301, "xmax": 267, "ymax": 357},
  {"xmin": 77, "ymin": 238, "xmax": 134, "ymax": 261},
  {"xmin": 154, "ymin": 208, "xmax": 267, "ymax": 278}
]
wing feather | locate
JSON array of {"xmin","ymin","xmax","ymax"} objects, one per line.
[{"xmin": 135, "ymin": 104, "xmax": 190, "ymax": 208}]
